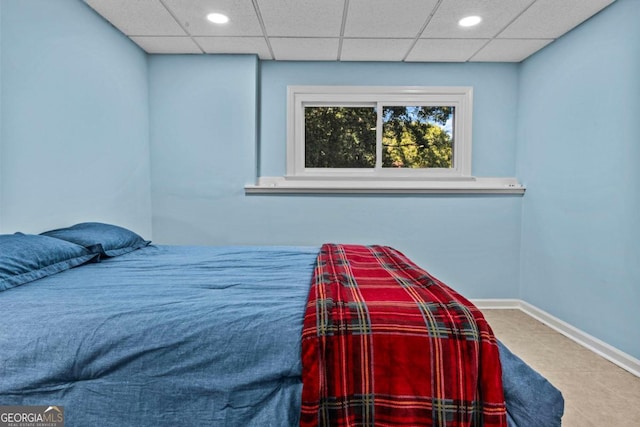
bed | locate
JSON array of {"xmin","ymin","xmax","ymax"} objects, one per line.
[{"xmin": 0, "ymin": 223, "xmax": 564, "ymax": 426}]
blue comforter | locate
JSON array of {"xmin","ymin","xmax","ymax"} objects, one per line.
[{"xmin": 0, "ymin": 245, "xmax": 562, "ymax": 426}]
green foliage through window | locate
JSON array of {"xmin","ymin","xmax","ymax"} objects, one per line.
[
  {"xmin": 304, "ymin": 105, "xmax": 454, "ymax": 169},
  {"xmin": 305, "ymin": 107, "xmax": 376, "ymax": 168},
  {"xmin": 382, "ymin": 106, "xmax": 453, "ymax": 168}
]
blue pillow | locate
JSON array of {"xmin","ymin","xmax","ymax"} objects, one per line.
[
  {"xmin": 41, "ymin": 222, "xmax": 150, "ymax": 257},
  {"xmin": 0, "ymin": 233, "xmax": 98, "ymax": 292}
]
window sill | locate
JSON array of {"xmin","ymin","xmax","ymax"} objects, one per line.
[{"xmin": 245, "ymin": 177, "xmax": 525, "ymax": 195}]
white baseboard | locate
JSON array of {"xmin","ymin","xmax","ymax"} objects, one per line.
[
  {"xmin": 471, "ymin": 298, "xmax": 521, "ymax": 309},
  {"xmin": 472, "ymin": 299, "xmax": 640, "ymax": 378}
]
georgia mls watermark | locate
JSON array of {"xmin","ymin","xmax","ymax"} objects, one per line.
[{"xmin": 0, "ymin": 406, "xmax": 64, "ymax": 427}]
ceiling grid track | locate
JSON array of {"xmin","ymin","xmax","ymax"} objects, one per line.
[
  {"xmin": 337, "ymin": 0, "xmax": 351, "ymax": 61},
  {"xmin": 251, "ymin": 0, "xmax": 276, "ymax": 60},
  {"xmin": 157, "ymin": 0, "xmax": 205, "ymax": 53},
  {"xmin": 467, "ymin": 0, "xmax": 539, "ymax": 62},
  {"xmin": 402, "ymin": 0, "xmax": 445, "ymax": 62}
]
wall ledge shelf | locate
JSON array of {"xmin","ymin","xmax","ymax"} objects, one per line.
[{"xmin": 245, "ymin": 176, "xmax": 525, "ymax": 195}]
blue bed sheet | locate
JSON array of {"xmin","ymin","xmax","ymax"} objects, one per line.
[{"xmin": 0, "ymin": 245, "xmax": 562, "ymax": 426}]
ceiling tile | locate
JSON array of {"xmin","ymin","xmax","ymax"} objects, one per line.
[
  {"xmin": 162, "ymin": 0, "xmax": 263, "ymax": 37},
  {"xmin": 340, "ymin": 39, "xmax": 413, "ymax": 62},
  {"xmin": 256, "ymin": 0, "xmax": 345, "ymax": 37},
  {"xmin": 421, "ymin": 0, "xmax": 534, "ymax": 39},
  {"xmin": 498, "ymin": 0, "xmax": 615, "ymax": 39},
  {"xmin": 270, "ymin": 38, "xmax": 339, "ymax": 61},
  {"xmin": 130, "ymin": 36, "xmax": 202, "ymax": 54},
  {"xmin": 195, "ymin": 37, "xmax": 272, "ymax": 59},
  {"xmin": 344, "ymin": 0, "xmax": 439, "ymax": 38},
  {"xmin": 405, "ymin": 39, "xmax": 488, "ymax": 62},
  {"xmin": 83, "ymin": 0, "xmax": 615, "ymax": 61},
  {"xmin": 470, "ymin": 39, "xmax": 553, "ymax": 62},
  {"xmin": 84, "ymin": 0, "xmax": 186, "ymax": 36},
  {"xmin": 340, "ymin": 39, "xmax": 413, "ymax": 61}
]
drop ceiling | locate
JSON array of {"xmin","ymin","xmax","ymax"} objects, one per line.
[{"xmin": 84, "ymin": 0, "xmax": 616, "ymax": 62}]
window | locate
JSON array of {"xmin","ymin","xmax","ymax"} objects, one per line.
[
  {"xmin": 245, "ymin": 85, "xmax": 524, "ymax": 194},
  {"xmin": 287, "ymin": 86, "xmax": 472, "ymax": 178}
]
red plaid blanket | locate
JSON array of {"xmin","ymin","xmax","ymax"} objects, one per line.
[{"xmin": 301, "ymin": 244, "xmax": 507, "ymax": 427}]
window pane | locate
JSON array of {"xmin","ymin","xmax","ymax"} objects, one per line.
[
  {"xmin": 305, "ymin": 106, "xmax": 376, "ymax": 168},
  {"xmin": 382, "ymin": 106, "xmax": 454, "ymax": 169}
]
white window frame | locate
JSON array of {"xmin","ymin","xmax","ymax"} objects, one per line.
[
  {"xmin": 287, "ymin": 85, "xmax": 473, "ymax": 179},
  {"xmin": 245, "ymin": 85, "xmax": 525, "ymax": 194}
]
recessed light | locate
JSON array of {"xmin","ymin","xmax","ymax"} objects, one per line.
[
  {"xmin": 458, "ymin": 16, "xmax": 482, "ymax": 27},
  {"xmin": 206, "ymin": 13, "xmax": 229, "ymax": 24}
]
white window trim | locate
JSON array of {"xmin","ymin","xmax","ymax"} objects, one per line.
[
  {"xmin": 245, "ymin": 176, "xmax": 525, "ymax": 194},
  {"xmin": 287, "ymin": 85, "xmax": 473, "ymax": 178},
  {"xmin": 246, "ymin": 85, "xmax": 525, "ymax": 195}
]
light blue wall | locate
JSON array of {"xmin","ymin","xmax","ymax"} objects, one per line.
[
  {"xmin": 517, "ymin": 0, "xmax": 640, "ymax": 358},
  {"xmin": 149, "ymin": 59, "xmax": 522, "ymax": 298},
  {"xmin": 0, "ymin": 0, "xmax": 152, "ymax": 237},
  {"xmin": 149, "ymin": 55, "xmax": 260, "ymax": 245},
  {"xmin": 259, "ymin": 62, "xmax": 522, "ymax": 299},
  {"xmin": 261, "ymin": 62, "xmax": 519, "ymax": 178}
]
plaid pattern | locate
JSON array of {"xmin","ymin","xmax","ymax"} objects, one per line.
[{"xmin": 301, "ymin": 244, "xmax": 507, "ymax": 427}]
